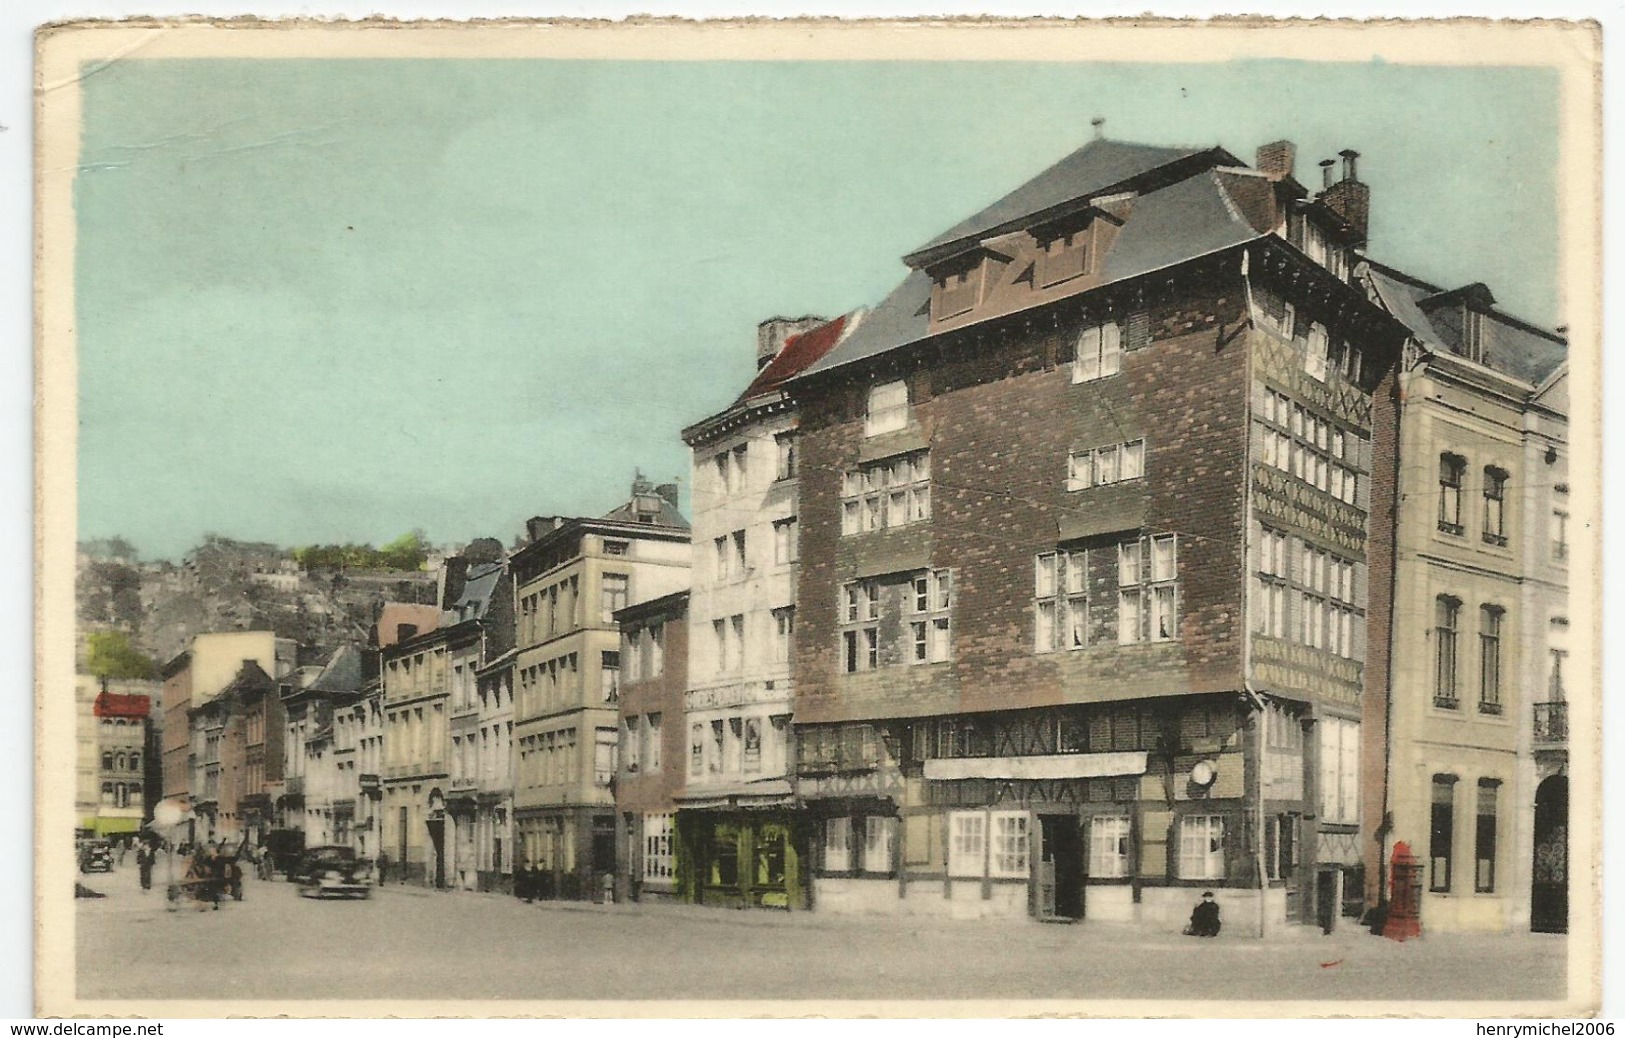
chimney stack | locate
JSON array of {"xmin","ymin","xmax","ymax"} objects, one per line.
[
  {"xmin": 655, "ymin": 482, "xmax": 680, "ymax": 508},
  {"xmin": 756, "ymin": 316, "xmax": 827, "ymax": 370},
  {"xmin": 1255, "ymin": 140, "xmax": 1296, "ymax": 181},
  {"xmin": 438, "ymin": 556, "xmax": 469, "ymax": 610},
  {"xmin": 1321, "ymin": 148, "xmax": 1370, "ymax": 246}
]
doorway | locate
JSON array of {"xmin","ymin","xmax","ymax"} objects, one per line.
[
  {"xmin": 1038, "ymin": 815, "xmax": 1085, "ymax": 921},
  {"xmin": 1531, "ymin": 775, "xmax": 1567, "ymax": 933},
  {"xmin": 1315, "ymin": 869, "xmax": 1339, "ymax": 934}
]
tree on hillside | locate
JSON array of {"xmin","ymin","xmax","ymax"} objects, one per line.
[
  {"xmin": 86, "ymin": 630, "xmax": 158, "ymax": 681},
  {"xmin": 378, "ymin": 530, "xmax": 429, "ymax": 571}
]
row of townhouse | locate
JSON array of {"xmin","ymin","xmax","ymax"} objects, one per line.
[
  {"xmin": 146, "ymin": 128, "xmax": 1574, "ymax": 939},
  {"xmin": 615, "ymin": 132, "xmax": 1572, "ymax": 936}
]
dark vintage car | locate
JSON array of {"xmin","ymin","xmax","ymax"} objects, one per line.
[
  {"xmin": 295, "ymin": 846, "xmax": 373, "ymax": 899},
  {"xmin": 78, "ymin": 840, "xmax": 114, "ymax": 873}
]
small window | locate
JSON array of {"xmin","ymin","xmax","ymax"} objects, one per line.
[
  {"xmin": 602, "ymin": 539, "xmax": 629, "ymax": 556},
  {"xmin": 865, "ymin": 381, "xmax": 910, "ymax": 437},
  {"xmin": 1478, "ymin": 606, "xmax": 1503, "ymax": 714},
  {"xmin": 1073, "ymin": 322, "xmax": 1123, "ymax": 383},
  {"xmin": 1482, "ymin": 468, "xmax": 1508, "ymax": 547},
  {"xmin": 1305, "ymin": 323, "xmax": 1329, "ymax": 382},
  {"xmin": 1435, "ymin": 596, "xmax": 1461, "ymax": 709},
  {"xmin": 775, "ymin": 432, "xmax": 798, "ymax": 481},
  {"xmin": 1438, "ymin": 455, "xmax": 1466, "ymax": 535}
]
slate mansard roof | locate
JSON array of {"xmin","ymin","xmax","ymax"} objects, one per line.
[{"xmin": 1363, "ymin": 260, "xmax": 1567, "ymax": 386}]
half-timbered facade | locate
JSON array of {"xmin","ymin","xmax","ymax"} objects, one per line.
[{"xmin": 787, "ymin": 136, "xmax": 1406, "ymax": 931}]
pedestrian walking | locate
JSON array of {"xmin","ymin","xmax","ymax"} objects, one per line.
[
  {"xmin": 137, "ymin": 837, "xmax": 155, "ymax": 893},
  {"xmin": 116, "ymin": 839, "xmax": 129, "ymax": 867}
]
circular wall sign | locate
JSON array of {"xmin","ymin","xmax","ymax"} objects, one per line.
[{"xmin": 1190, "ymin": 760, "xmax": 1217, "ymax": 787}]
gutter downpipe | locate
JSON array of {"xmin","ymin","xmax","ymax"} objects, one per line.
[
  {"xmin": 1239, "ymin": 246, "xmax": 1269, "ymax": 939},
  {"xmin": 1377, "ymin": 335, "xmax": 1416, "ymax": 917}
]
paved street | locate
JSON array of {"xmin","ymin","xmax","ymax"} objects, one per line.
[{"xmin": 75, "ymin": 861, "xmax": 1568, "ymax": 1005}]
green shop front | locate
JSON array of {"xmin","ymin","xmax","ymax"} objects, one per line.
[{"xmin": 674, "ymin": 787, "xmax": 811, "ymax": 910}]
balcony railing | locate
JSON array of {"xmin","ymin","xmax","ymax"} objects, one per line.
[{"xmin": 1533, "ymin": 701, "xmax": 1568, "ymax": 745}]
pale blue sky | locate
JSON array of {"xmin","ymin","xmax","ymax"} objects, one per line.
[{"xmin": 75, "ymin": 58, "xmax": 1561, "ymax": 559}]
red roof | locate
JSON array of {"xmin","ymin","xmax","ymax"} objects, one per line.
[
  {"xmin": 94, "ymin": 692, "xmax": 151, "ymax": 719},
  {"xmin": 735, "ymin": 314, "xmax": 850, "ymax": 403}
]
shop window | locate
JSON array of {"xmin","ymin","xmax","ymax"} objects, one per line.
[
  {"xmin": 1177, "ymin": 815, "xmax": 1226, "ymax": 880},
  {"xmin": 1088, "ymin": 815, "xmax": 1131, "ymax": 878},
  {"xmin": 1430, "ymin": 774, "xmax": 1457, "ymax": 892}
]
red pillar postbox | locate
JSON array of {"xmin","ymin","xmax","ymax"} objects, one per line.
[{"xmin": 1383, "ymin": 840, "xmax": 1422, "ymax": 941}]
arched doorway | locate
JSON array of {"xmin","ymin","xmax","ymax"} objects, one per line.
[{"xmin": 1531, "ymin": 775, "xmax": 1567, "ymax": 933}]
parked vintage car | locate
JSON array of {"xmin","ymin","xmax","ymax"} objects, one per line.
[
  {"xmin": 78, "ymin": 839, "xmax": 114, "ymax": 874},
  {"xmin": 295, "ymin": 846, "xmax": 373, "ymax": 899}
]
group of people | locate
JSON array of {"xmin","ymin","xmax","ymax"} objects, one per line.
[{"xmin": 176, "ymin": 841, "xmax": 247, "ymax": 910}]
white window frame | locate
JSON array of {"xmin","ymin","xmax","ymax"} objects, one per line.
[
  {"xmin": 773, "ymin": 516, "xmax": 799, "ymax": 565},
  {"xmin": 642, "ymin": 812, "xmax": 674, "ymax": 883},
  {"xmin": 824, "ymin": 816, "xmax": 853, "ymax": 873},
  {"xmin": 840, "ymin": 580, "xmax": 880, "ymax": 673},
  {"xmin": 909, "ymin": 569, "xmax": 953, "ymax": 665},
  {"xmin": 1035, "ymin": 549, "xmax": 1089, "ymax": 653},
  {"xmin": 947, "ymin": 811, "xmax": 987, "ymax": 878},
  {"xmin": 1073, "ymin": 321, "xmax": 1123, "ymax": 383},
  {"xmin": 1118, "ymin": 535, "xmax": 1179, "ymax": 644},
  {"xmin": 1318, "ymin": 717, "xmax": 1361, "ymax": 824},
  {"xmin": 772, "ymin": 606, "xmax": 795, "ymax": 664},
  {"xmin": 643, "ymin": 713, "xmax": 661, "ymax": 774},
  {"xmin": 990, "ymin": 811, "xmax": 1031, "ymax": 878},
  {"xmin": 865, "ymin": 380, "xmax": 910, "ymax": 437},
  {"xmin": 862, "ymin": 816, "xmax": 897, "ymax": 875},
  {"xmin": 842, "ymin": 452, "xmax": 930, "ymax": 535},
  {"xmin": 775, "ymin": 431, "xmax": 797, "ymax": 481},
  {"xmin": 1177, "ymin": 814, "xmax": 1226, "ymax": 880},
  {"xmin": 1088, "ymin": 814, "xmax": 1131, "ymax": 879}
]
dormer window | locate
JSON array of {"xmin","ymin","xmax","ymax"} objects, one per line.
[
  {"xmin": 934, "ymin": 268, "xmax": 979, "ymax": 320},
  {"xmin": 865, "ymin": 380, "xmax": 909, "ymax": 437},
  {"xmin": 1036, "ymin": 216, "xmax": 1092, "ymax": 287}
]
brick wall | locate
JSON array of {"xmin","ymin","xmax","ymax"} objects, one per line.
[
  {"xmin": 794, "ymin": 267, "xmax": 1252, "ymax": 726},
  {"xmin": 616, "ymin": 603, "xmax": 689, "ymax": 815}
]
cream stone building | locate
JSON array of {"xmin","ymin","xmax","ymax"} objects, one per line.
[{"xmin": 1363, "ymin": 263, "xmax": 1566, "ymax": 933}]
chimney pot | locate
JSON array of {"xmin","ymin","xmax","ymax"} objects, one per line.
[
  {"xmin": 1319, "ymin": 159, "xmax": 1336, "ymax": 190},
  {"xmin": 1339, "ymin": 148, "xmax": 1361, "ymax": 183},
  {"xmin": 1091, "ymin": 117, "xmax": 1106, "ymax": 140}
]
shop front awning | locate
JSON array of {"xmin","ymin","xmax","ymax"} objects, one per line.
[
  {"xmin": 676, "ymin": 778, "xmax": 795, "ymax": 811},
  {"xmin": 923, "ymin": 751, "xmax": 1148, "ymax": 782}
]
